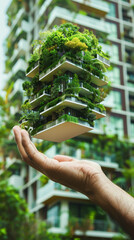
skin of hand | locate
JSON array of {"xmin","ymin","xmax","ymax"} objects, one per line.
[
  {"xmin": 13, "ymin": 126, "xmax": 134, "ymax": 238},
  {"xmin": 13, "ymin": 126, "xmax": 106, "ymax": 199}
]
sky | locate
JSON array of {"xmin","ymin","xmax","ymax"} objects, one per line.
[{"xmin": 0, "ymin": 0, "xmax": 11, "ymax": 95}]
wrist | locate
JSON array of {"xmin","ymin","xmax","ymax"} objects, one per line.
[{"xmin": 86, "ymin": 172, "xmax": 113, "ymax": 205}]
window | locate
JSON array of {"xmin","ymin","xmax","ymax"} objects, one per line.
[
  {"xmin": 130, "ymin": 120, "xmax": 134, "ymax": 138},
  {"xmin": 106, "ymin": 22, "xmax": 118, "ymax": 39},
  {"xmin": 47, "ymin": 203, "xmax": 60, "ymax": 227},
  {"xmin": 108, "ymin": 116, "xmax": 124, "ymax": 137},
  {"xmin": 107, "ymin": 3, "xmax": 116, "ymax": 18},
  {"xmin": 107, "ymin": 67, "xmax": 121, "ymax": 85},
  {"xmin": 101, "ymin": 43, "xmax": 119, "ymax": 61},
  {"xmin": 127, "ymin": 71, "xmax": 134, "ymax": 87},
  {"xmin": 111, "ymin": 91, "xmax": 122, "ymax": 110},
  {"xmin": 69, "ymin": 203, "xmax": 91, "ymax": 219},
  {"xmin": 112, "ymin": 45, "xmax": 119, "ymax": 61}
]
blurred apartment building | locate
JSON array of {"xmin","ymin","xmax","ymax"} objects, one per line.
[{"xmin": 3, "ymin": 0, "xmax": 134, "ymax": 239}]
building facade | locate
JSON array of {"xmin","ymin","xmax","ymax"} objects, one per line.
[{"xmin": 2, "ymin": 0, "xmax": 134, "ymax": 239}]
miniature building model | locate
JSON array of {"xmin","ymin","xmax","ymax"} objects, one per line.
[{"xmin": 22, "ymin": 23, "xmax": 110, "ymax": 142}]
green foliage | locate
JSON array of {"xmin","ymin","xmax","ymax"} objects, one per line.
[
  {"xmin": 46, "ymin": 97, "xmax": 60, "ymax": 108},
  {"xmin": 1, "ymin": 139, "xmax": 20, "ymax": 158},
  {"xmin": 40, "ymin": 175, "xmax": 49, "ymax": 186},
  {"xmin": 21, "ymin": 100, "xmax": 31, "ymax": 111},
  {"xmin": 23, "ymin": 111, "xmax": 40, "ymax": 125},
  {"xmin": 0, "ymin": 176, "xmax": 70, "ymax": 240},
  {"xmin": 26, "ymin": 51, "xmax": 39, "ymax": 73},
  {"xmin": 58, "ymin": 23, "xmax": 79, "ymax": 37},
  {"xmin": 44, "ymin": 31, "xmax": 67, "ymax": 49},
  {"xmin": 51, "ymin": 0, "xmax": 77, "ymax": 12},
  {"xmin": 24, "ymin": 23, "xmax": 109, "ymax": 135},
  {"xmin": 59, "ymin": 114, "xmax": 78, "ymax": 123},
  {"xmin": 23, "ymin": 81, "xmax": 33, "ymax": 97},
  {"xmin": 65, "ymin": 37, "xmax": 88, "ymax": 52}
]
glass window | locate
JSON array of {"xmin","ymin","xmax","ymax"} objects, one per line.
[
  {"xmin": 127, "ymin": 71, "xmax": 134, "ymax": 88},
  {"xmin": 106, "ymin": 22, "xmax": 118, "ymax": 39},
  {"xmin": 107, "ymin": 67, "xmax": 121, "ymax": 85},
  {"xmin": 112, "ymin": 45, "xmax": 119, "ymax": 61},
  {"xmin": 130, "ymin": 121, "xmax": 134, "ymax": 138},
  {"xmin": 47, "ymin": 203, "xmax": 60, "ymax": 227},
  {"xmin": 107, "ymin": 3, "xmax": 116, "ymax": 18},
  {"xmin": 101, "ymin": 43, "xmax": 119, "ymax": 61},
  {"xmin": 111, "ymin": 91, "xmax": 122, "ymax": 110},
  {"xmin": 69, "ymin": 203, "xmax": 91, "ymax": 219},
  {"xmin": 108, "ymin": 116, "xmax": 124, "ymax": 137}
]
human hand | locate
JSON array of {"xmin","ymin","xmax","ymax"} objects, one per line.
[{"xmin": 13, "ymin": 126, "xmax": 108, "ymax": 199}]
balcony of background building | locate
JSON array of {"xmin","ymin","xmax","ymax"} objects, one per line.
[
  {"xmin": 38, "ymin": 0, "xmax": 52, "ymax": 19},
  {"xmin": 72, "ymin": 0, "xmax": 109, "ymax": 17},
  {"xmin": 124, "ymin": 48, "xmax": 134, "ymax": 65},
  {"xmin": 9, "ymin": 8, "xmax": 25, "ymax": 30},
  {"xmin": 92, "ymin": 115, "xmax": 124, "ymax": 138},
  {"xmin": 47, "ymin": 215, "xmax": 119, "ymax": 237},
  {"xmin": 11, "ymin": 39, "xmax": 28, "ymax": 63},
  {"xmin": 37, "ymin": 181, "xmax": 88, "ymax": 205},
  {"xmin": 122, "ymin": 27, "xmax": 134, "ymax": 43},
  {"xmin": 38, "ymin": 0, "xmax": 109, "ymax": 21},
  {"xmin": 129, "ymin": 94, "xmax": 134, "ymax": 113},
  {"xmin": 127, "ymin": 71, "xmax": 134, "ymax": 88},
  {"xmin": 122, "ymin": 8, "xmax": 132, "ymax": 23},
  {"xmin": 45, "ymin": 6, "xmax": 110, "ymax": 34},
  {"xmin": 5, "ymin": 157, "xmax": 21, "ymax": 169},
  {"xmin": 130, "ymin": 119, "xmax": 134, "ymax": 139},
  {"xmin": 15, "ymin": 18, "xmax": 30, "ymax": 38},
  {"xmin": 12, "ymin": 59, "xmax": 27, "ymax": 75},
  {"xmin": 8, "ymin": 175, "xmax": 24, "ymax": 189}
]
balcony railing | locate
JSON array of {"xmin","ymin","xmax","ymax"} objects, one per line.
[
  {"xmin": 37, "ymin": 181, "xmax": 87, "ymax": 204},
  {"xmin": 68, "ymin": 217, "xmax": 119, "ymax": 232},
  {"xmin": 45, "ymin": 6, "xmax": 110, "ymax": 34},
  {"xmin": 73, "ymin": 0, "xmax": 109, "ymax": 15},
  {"xmin": 47, "ymin": 215, "xmax": 119, "ymax": 233}
]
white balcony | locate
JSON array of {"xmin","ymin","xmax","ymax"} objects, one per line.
[
  {"xmin": 38, "ymin": 0, "xmax": 52, "ymax": 19},
  {"xmin": 39, "ymin": 60, "xmax": 107, "ymax": 86},
  {"xmin": 8, "ymin": 175, "xmax": 23, "ymax": 189},
  {"xmin": 12, "ymin": 59, "xmax": 27, "ymax": 75},
  {"xmin": 45, "ymin": 7, "xmax": 110, "ymax": 34},
  {"xmin": 11, "ymin": 39, "xmax": 28, "ymax": 62},
  {"xmin": 8, "ymin": 9, "xmax": 25, "ymax": 37},
  {"xmin": 6, "ymin": 157, "xmax": 21, "ymax": 169},
  {"xmin": 34, "ymin": 117, "xmax": 93, "ymax": 142},
  {"xmin": 37, "ymin": 181, "xmax": 88, "ymax": 204},
  {"xmin": 21, "ymin": 20, "xmax": 31, "ymax": 32},
  {"xmin": 40, "ymin": 97, "xmax": 87, "ymax": 117},
  {"xmin": 73, "ymin": 0, "xmax": 109, "ymax": 16},
  {"xmin": 9, "ymin": 79, "xmax": 23, "ymax": 99},
  {"xmin": 13, "ymin": 9, "xmax": 24, "ymax": 27},
  {"xmin": 30, "ymin": 92, "xmax": 51, "ymax": 109},
  {"xmin": 16, "ymin": 20, "xmax": 31, "ymax": 37}
]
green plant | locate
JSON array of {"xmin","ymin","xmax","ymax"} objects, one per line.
[
  {"xmin": 40, "ymin": 175, "xmax": 49, "ymax": 186},
  {"xmin": 23, "ymin": 23, "xmax": 109, "ymax": 136},
  {"xmin": 26, "ymin": 51, "xmax": 39, "ymax": 74}
]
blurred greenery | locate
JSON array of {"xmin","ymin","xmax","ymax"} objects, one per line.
[{"xmin": 0, "ymin": 173, "xmax": 71, "ymax": 240}]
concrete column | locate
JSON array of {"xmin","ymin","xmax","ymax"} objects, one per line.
[{"xmin": 60, "ymin": 200, "xmax": 69, "ymax": 229}]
